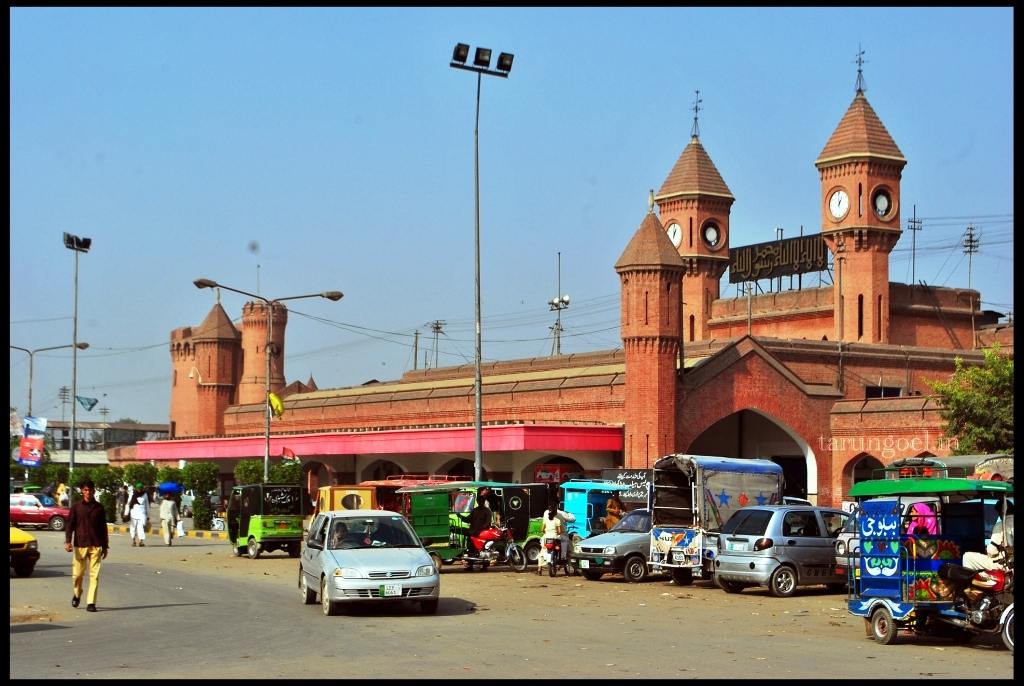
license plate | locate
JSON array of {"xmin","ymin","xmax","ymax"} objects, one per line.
[
  {"xmin": 277, "ymin": 521, "xmax": 288, "ymax": 529},
  {"xmin": 380, "ymin": 583, "xmax": 402, "ymax": 597},
  {"xmin": 579, "ymin": 559, "xmax": 589, "ymax": 569},
  {"xmin": 727, "ymin": 541, "xmax": 746, "ymax": 551},
  {"xmin": 671, "ymin": 552, "xmax": 685, "ymax": 563}
]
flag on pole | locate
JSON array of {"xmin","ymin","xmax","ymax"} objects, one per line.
[
  {"xmin": 281, "ymin": 447, "xmax": 298, "ymax": 461},
  {"xmin": 268, "ymin": 392, "xmax": 284, "ymax": 419},
  {"xmin": 76, "ymin": 395, "xmax": 99, "ymax": 411}
]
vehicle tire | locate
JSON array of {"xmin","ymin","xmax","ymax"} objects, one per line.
[
  {"xmin": 509, "ymin": 545, "xmax": 528, "ymax": 572},
  {"xmin": 717, "ymin": 577, "xmax": 747, "ymax": 594},
  {"xmin": 1002, "ymin": 605, "xmax": 1014, "ymax": 653},
  {"xmin": 247, "ymin": 537, "xmax": 260, "ymax": 559},
  {"xmin": 420, "ymin": 599, "xmax": 439, "ymax": 615},
  {"xmin": 480, "ymin": 561, "xmax": 489, "ymax": 572},
  {"xmin": 523, "ymin": 540, "xmax": 542, "ymax": 566},
  {"xmin": 623, "ymin": 555, "xmax": 648, "ymax": 583},
  {"xmin": 12, "ymin": 561, "xmax": 35, "ymax": 577},
  {"xmin": 429, "ymin": 553, "xmax": 444, "ymax": 573},
  {"xmin": 870, "ymin": 606, "xmax": 898, "ymax": 645},
  {"xmin": 211, "ymin": 518, "xmax": 225, "ymax": 532},
  {"xmin": 671, "ymin": 568, "xmax": 694, "ymax": 586},
  {"xmin": 48, "ymin": 515, "xmax": 66, "ymax": 532},
  {"xmin": 288, "ymin": 542, "xmax": 301, "ymax": 558},
  {"xmin": 299, "ymin": 567, "xmax": 316, "ymax": 604},
  {"xmin": 548, "ymin": 562, "xmax": 557, "ymax": 577},
  {"xmin": 582, "ymin": 569, "xmax": 604, "ymax": 581},
  {"xmin": 769, "ymin": 565, "xmax": 798, "ymax": 598},
  {"xmin": 321, "ymin": 577, "xmax": 338, "ymax": 616},
  {"xmin": 232, "ymin": 545, "xmax": 242, "ymax": 557},
  {"xmin": 466, "ymin": 561, "xmax": 475, "ymax": 571}
]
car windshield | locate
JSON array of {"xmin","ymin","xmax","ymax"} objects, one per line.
[
  {"xmin": 611, "ymin": 510, "xmax": 650, "ymax": 532},
  {"xmin": 720, "ymin": 509, "xmax": 774, "ymax": 535},
  {"xmin": 327, "ymin": 515, "xmax": 420, "ymax": 550}
]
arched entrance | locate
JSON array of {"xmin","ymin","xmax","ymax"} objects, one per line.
[
  {"xmin": 363, "ymin": 459, "xmax": 403, "ymax": 482},
  {"xmin": 302, "ymin": 461, "xmax": 330, "ymax": 499},
  {"xmin": 687, "ymin": 409, "xmax": 818, "ymax": 502},
  {"xmin": 437, "ymin": 458, "xmax": 474, "ymax": 479},
  {"xmin": 848, "ymin": 453, "xmax": 884, "ymax": 487}
]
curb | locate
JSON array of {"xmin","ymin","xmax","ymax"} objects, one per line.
[{"xmin": 106, "ymin": 523, "xmax": 230, "ymax": 540}]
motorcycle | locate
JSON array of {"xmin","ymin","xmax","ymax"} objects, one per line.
[
  {"xmin": 538, "ymin": 537, "xmax": 575, "ymax": 577},
  {"xmin": 936, "ymin": 554, "xmax": 1014, "ymax": 651},
  {"xmin": 462, "ymin": 523, "xmax": 528, "ymax": 572}
]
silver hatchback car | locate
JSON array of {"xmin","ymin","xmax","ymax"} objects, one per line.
[
  {"xmin": 714, "ymin": 505, "xmax": 849, "ymax": 597},
  {"xmin": 299, "ymin": 510, "xmax": 440, "ymax": 616}
]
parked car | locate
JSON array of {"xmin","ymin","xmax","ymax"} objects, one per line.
[
  {"xmin": 9, "ymin": 493, "xmax": 70, "ymax": 531},
  {"xmin": 714, "ymin": 505, "xmax": 849, "ymax": 597},
  {"xmin": 571, "ymin": 508, "xmax": 653, "ymax": 582},
  {"xmin": 299, "ymin": 509, "xmax": 440, "ymax": 616},
  {"xmin": 9, "ymin": 526, "xmax": 40, "ymax": 577},
  {"xmin": 180, "ymin": 489, "xmax": 223, "ymax": 518}
]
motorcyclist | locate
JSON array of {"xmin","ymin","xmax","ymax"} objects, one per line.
[
  {"xmin": 538, "ymin": 506, "xmax": 565, "ymax": 574},
  {"xmin": 459, "ymin": 487, "xmax": 494, "ymax": 554},
  {"xmin": 963, "ymin": 501, "xmax": 1013, "ymax": 571}
]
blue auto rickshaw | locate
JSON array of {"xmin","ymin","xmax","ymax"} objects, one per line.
[{"xmin": 558, "ymin": 479, "xmax": 631, "ymax": 540}]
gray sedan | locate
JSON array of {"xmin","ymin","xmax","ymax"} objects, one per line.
[{"xmin": 299, "ymin": 510, "xmax": 440, "ymax": 615}]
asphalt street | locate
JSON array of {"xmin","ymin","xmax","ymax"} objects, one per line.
[{"xmin": 9, "ymin": 528, "xmax": 1015, "ymax": 679}]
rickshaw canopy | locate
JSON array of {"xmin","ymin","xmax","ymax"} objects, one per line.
[{"xmin": 848, "ymin": 477, "xmax": 1013, "ymax": 498}]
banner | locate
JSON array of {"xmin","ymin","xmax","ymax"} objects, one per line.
[
  {"xmin": 18, "ymin": 436, "xmax": 45, "ymax": 467},
  {"xmin": 76, "ymin": 395, "xmax": 99, "ymax": 411}
]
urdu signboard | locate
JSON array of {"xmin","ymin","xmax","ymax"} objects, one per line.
[{"xmin": 729, "ymin": 234, "xmax": 829, "ymax": 283}]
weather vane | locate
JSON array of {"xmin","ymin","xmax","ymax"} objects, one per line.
[
  {"xmin": 691, "ymin": 89, "xmax": 702, "ymax": 138},
  {"xmin": 854, "ymin": 44, "xmax": 867, "ymax": 93}
]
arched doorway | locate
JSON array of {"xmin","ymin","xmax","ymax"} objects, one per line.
[
  {"xmin": 437, "ymin": 458, "xmax": 474, "ymax": 479},
  {"xmin": 687, "ymin": 409, "xmax": 817, "ymax": 502},
  {"xmin": 363, "ymin": 459, "xmax": 403, "ymax": 482},
  {"xmin": 849, "ymin": 454, "xmax": 883, "ymax": 485},
  {"xmin": 302, "ymin": 461, "xmax": 330, "ymax": 500}
]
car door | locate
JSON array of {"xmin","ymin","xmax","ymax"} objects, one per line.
[
  {"xmin": 302, "ymin": 515, "xmax": 328, "ymax": 581},
  {"xmin": 778, "ymin": 509, "xmax": 829, "ymax": 583},
  {"xmin": 25, "ymin": 496, "xmax": 46, "ymax": 525}
]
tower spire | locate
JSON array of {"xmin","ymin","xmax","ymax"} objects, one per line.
[
  {"xmin": 854, "ymin": 44, "xmax": 867, "ymax": 94},
  {"xmin": 690, "ymin": 89, "xmax": 702, "ymax": 138},
  {"xmin": 648, "ymin": 188, "xmax": 654, "ymax": 213}
]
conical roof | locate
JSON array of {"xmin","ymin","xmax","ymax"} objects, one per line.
[
  {"xmin": 655, "ymin": 136, "xmax": 733, "ymax": 201},
  {"xmin": 816, "ymin": 92, "xmax": 905, "ymax": 166},
  {"xmin": 192, "ymin": 303, "xmax": 240, "ymax": 341},
  {"xmin": 615, "ymin": 211, "xmax": 684, "ymax": 271}
]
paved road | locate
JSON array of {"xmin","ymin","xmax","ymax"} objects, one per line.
[{"xmin": 10, "ymin": 529, "xmax": 1015, "ymax": 679}]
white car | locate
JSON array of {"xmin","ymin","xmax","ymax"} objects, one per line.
[{"xmin": 298, "ymin": 510, "xmax": 440, "ymax": 616}]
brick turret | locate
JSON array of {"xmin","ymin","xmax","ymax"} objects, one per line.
[
  {"xmin": 169, "ymin": 303, "xmax": 240, "ymax": 437},
  {"xmin": 239, "ymin": 301, "xmax": 288, "ymax": 405},
  {"xmin": 615, "ymin": 207, "xmax": 685, "ymax": 467}
]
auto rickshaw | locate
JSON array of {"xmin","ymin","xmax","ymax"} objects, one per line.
[
  {"xmin": 558, "ymin": 479, "xmax": 631, "ymax": 540},
  {"xmin": 843, "ymin": 472, "xmax": 1013, "ymax": 651},
  {"xmin": 305, "ymin": 484, "xmax": 377, "ymax": 530},
  {"xmin": 226, "ymin": 483, "xmax": 307, "ymax": 559},
  {"xmin": 396, "ymin": 481, "xmax": 548, "ymax": 570}
]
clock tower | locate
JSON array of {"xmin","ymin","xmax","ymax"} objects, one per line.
[
  {"xmin": 817, "ymin": 53, "xmax": 906, "ymax": 343},
  {"xmin": 655, "ymin": 91, "xmax": 734, "ymax": 343}
]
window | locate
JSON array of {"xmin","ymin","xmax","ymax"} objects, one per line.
[
  {"xmin": 821, "ymin": 511, "xmax": 849, "ymax": 537},
  {"xmin": 865, "ymin": 386, "xmax": 902, "ymax": 399},
  {"xmin": 782, "ymin": 511, "xmax": 821, "ymax": 537},
  {"xmin": 721, "ymin": 509, "xmax": 774, "ymax": 536}
]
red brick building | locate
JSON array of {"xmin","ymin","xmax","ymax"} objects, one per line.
[{"xmin": 139, "ymin": 84, "xmax": 1012, "ymax": 506}]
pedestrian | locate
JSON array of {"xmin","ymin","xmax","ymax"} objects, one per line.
[
  {"xmin": 159, "ymin": 492, "xmax": 180, "ymax": 546},
  {"xmin": 115, "ymin": 485, "xmax": 129, "ymax": 524},
  {"xmin": 126, "ymin": 482, "xmax": 150, "ymax": 546},
  {"xmin": 56, "ymin": 481, "xmax": 69, "ymax": 507},
  {"xmin": 603, "ymin": 493, "xmax": 625, "ymax": 530},
  {"xmin": 64, "ymin": 479, "xmax": 108, "ymax": 612}
]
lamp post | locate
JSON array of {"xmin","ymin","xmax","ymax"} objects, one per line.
[
  {"xmin": 63, "ymin": 232, "xmax": 92, "ymax": 496},
  {"xmin": 10, "ymin": 343, "xmax": 91, "ymax": 416},
  {"xmin": 548, "ymin": 251, "xmax": 570, "ymax": 356},
  {"xmin": 450, "ymin": 42, "xmax": 515, "ymax": 481},
  {"xmin": 193, "ymin": 278, "xmax": 342, "ymax": 481}
]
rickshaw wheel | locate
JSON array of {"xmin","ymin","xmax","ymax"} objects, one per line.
[
  {"xmin": 247, "ymin": 538, "xmax": 260, "ymax": 559},
  {"xmin": 232, "ymin": 545, "xmax": 242, "ymax": 557},
  {"xmin": 870, "ymin": 606, "xmax": 899, "ymax": 645},
  {"xmin": 430, "ymin": 553, "xmax": 444, "ymax": 573},
  {"xmin": 523, "ymin": 541, "xmax": 541, "ymax": 565}
]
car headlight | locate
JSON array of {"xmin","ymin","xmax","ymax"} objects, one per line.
[
  {"xmin": 573, "ymin": 544, "xmax": 581, "ymax": 553},
  {"xmin": 602, "ymin": 546, "xmax": 617, "ymax": 555},
  {"xmin": 415, "ymin": 564, "xmax": 435, "ymax": 577},
  {"xmin": 27, "ymin": 541, "xmax": 38, "ymax": 550},
  {"xmin": 334, "ymin": 567, "xmax": 363, "ymax": 579}
]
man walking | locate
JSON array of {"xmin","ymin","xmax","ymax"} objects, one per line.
[
  {"xmin": 64, "ymin": 479, "xmax": 109, "ymax": 612},
  {"xmin": 159, "ymin": 492, "xmax": 180, "ymax": 546}
]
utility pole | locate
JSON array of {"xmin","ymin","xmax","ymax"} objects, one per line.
[
  {"xmin": 412, "ymin": 330, "xmax": 420, "ymax": 371},
  {"xmin": 429, "ymin": 320, "xmax": 445, "ymax": 369},
  {"xmin": 548, "ymin": 251, "xmax": 570, "ymax": 355},
  {"xmin": 963, "ymin": 224, "xmax": 980, "ymax": 349},
  {"xmin": 59, "ymin": 386, "xmax": 70, "ymax": 421},
  {"xmin": 907, "ymin": 205, "xmax": 922, "ymax": 291}
]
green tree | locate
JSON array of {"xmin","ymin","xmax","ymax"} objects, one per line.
[
  {"xmin": 90, "ymin": 466, "xmax": 124, "ymax": 522},
  {"xmin": 269, "ymin": 460, "xmax": 302, "ymax": 484},
  {"xmin": 123, "ymin": 463, "xmax": 158, "ymax": 490},
  {"xmin": 928, "ymin": 344, "xmax": 1014, "ymax": 455},
  {"xmin": 234, "ymin": 459, "xmax": 265, "ymax": 486},
  {"xmin": 181, "ymin": 461, "xmax": 220, "ymax": 530}
]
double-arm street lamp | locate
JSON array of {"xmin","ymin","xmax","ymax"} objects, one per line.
[
  {"xmin": 64, "ymin": 232, "xmax": 92, "ymax": 493},
  {"xmin": 194, "ymin": 278, "xmax": 343, "ymax": 481},
  {"xmin": 449, "ymin": 42, "xmax": 515, "ymax": 481},
  {"xmin": 10, "ymin": 343, "xmax": 91, "ymax": 416}
]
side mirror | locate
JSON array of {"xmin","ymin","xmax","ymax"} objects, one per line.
[{"xmin": 307, "ymin": 540, "xmax": 323, "ymax": 550}]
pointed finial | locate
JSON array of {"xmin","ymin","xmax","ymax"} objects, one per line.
[
  {"xmin": 854, "ymin": 44, "xmax": 867, "ymax": 93},
  {"xmin": 648, "ymin": 189, "xmax": 655, "ymax": 213},
  {"xmin": 690, "ymin": 89, "xmax": 702, "ymax": 138},
  {"xmin": 215, "ymin": 287, "xmax": 221, "ymax": 304}
]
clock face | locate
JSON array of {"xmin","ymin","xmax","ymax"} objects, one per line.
[
  {"xmin": 873, "ymin": 190, "xmax": 892, "ymax": 218},
  {"xmin": 829, "ymin": 189, "xmax": 850, "ymax": 220},
  {"xmin": 666, "ymin": 222, "xmax": 682, "ymax": 247},
  {"xmin": 703, "ymin": 223, "xmax": 721, "ymax": 248}
]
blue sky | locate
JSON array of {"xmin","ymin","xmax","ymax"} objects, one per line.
[{"xmin": 9, "ymin": 7, "xmax": 1014, "ymax": 425}]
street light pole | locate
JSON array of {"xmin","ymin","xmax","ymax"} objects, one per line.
[
  {"xmin": 450, "ymin": 42, "xmax": 514, "ymax": 481},
  {"xmin": 63, "ymin": 233, "xmax": 92, "ymax": 498},
  {"xmin": 10, "ymin": 343, "xmax": 91, "ymax": 416},
  {"xmin": 194, "ymin": 278, "xmax": 342, "ymax": 482}
]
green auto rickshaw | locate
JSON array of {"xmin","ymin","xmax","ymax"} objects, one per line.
[{"xmin": 226, "ymin": 483, "xmax": 307, "ymax": 559}]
